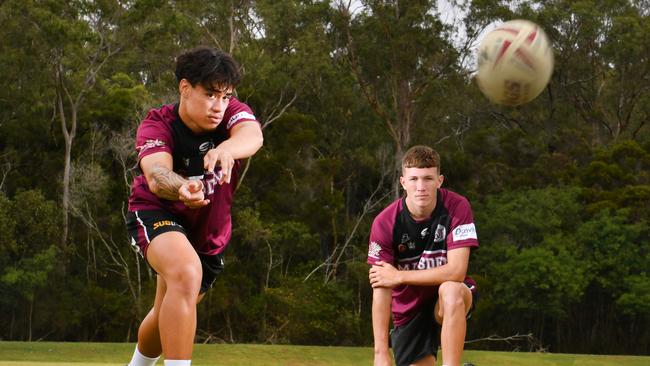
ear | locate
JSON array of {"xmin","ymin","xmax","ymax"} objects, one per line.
[
  {"xmin": 438, "ymin": 174, "xmax": 445, "ymax": 187},
  {"xmin": 179, "ymin": 79, "xmax": 191, "ymax": 98},
  {"xmin": 399, "ymin": 175, "xmax": 406, "ymax": 189}
]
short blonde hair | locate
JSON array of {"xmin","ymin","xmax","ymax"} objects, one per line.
[{"xmin": 402, "ymin": 145, "xmax": 441, "ymax": 173}]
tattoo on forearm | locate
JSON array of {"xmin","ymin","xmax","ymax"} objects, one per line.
[{"xmin": 150, "ymin": 164, "xmax": 186, "ymax": 200}]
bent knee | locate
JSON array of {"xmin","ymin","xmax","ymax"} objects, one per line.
[
  {"xmin": 163, "ymin": 264, "xmax": 202, "ymax": 297},
  {"xmin": 439, "ymin": 281, "xmax": 469, "ymax": 311}
]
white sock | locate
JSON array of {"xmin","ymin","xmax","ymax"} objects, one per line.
[
  {"xmin": 128, "ymin": 345, "xmax": 160, "ymax": 366},
  {"xmin": 164, "ymin": 361, "xmax": 191, "ymax": 366}
]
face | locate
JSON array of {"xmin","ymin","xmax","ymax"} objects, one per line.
[
  {"xmin": 400, "ymin": 166, "xmax": 444, "ymax": 211},
  {"xmin": 179, "ymin": 79, "xmax": 233, "ymax": 133}
]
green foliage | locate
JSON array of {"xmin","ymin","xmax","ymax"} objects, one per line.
[
  {"xmin": 265, "ymin": 278, "xmax": 363, "ymax": 345},
  {"xmin": 0, "ymin": 0, "xmax": 648, "ymax": 355}
]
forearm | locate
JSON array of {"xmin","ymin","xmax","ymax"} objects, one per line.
[
  {"xmin": 148, "ymin": 164, "xmax": 188, "ymax": 200},
  {"xmin": 399, "ymin": 263, "xmax": 465, "ymax": 286},
  {"xmin": 217, "ymin": 122, "xmax": 263, "ymax": 159},
  {"xmin": 372, "ymin": 288, "xmax": 392, "ymax": 353},
  {"xmin": 398, "ymin": 248, "xmax": 470, "ymax": 286}
]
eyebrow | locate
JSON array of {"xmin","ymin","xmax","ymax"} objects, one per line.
[{"xmin": 207, "ymin": 84, "xmax": 233, "ymax": 93}]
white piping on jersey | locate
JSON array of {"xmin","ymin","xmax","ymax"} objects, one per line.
[{"xmin": 397, "ymin": 249, "xmax": 447, "ymax": 263}]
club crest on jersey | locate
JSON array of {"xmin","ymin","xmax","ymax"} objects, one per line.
[
  {"xmin": 398, "ymin": 244, "xmax": 407, "ymax": 252},
  {"xmin": 434, "ymin": 224, "xmax": 446, "ymax": 243}
]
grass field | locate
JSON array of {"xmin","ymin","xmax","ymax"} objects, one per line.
[{"xmin": 0, "ymin": 342, "xmax": 648, "ymax": 366}]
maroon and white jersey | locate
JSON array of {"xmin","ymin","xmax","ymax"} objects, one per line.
[
  {"xmin": 128, "ymin": 99, "xmax": 258, "ymax": 255},
  {"xmin": 367, "ymin": 188, "xmax": 479, "ymax": 326}
]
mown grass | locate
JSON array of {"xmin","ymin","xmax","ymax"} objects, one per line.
[{"xmin": 0, "ymin": 342, "xmax": 648, "ymax": 365}]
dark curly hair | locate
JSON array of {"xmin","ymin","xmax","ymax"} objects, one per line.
[{"xmin": 175, "ymin": 46, "xmax": 241, "ymax": 91}]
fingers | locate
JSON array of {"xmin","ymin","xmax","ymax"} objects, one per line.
[
  {"xmin": 178, "ymin": 180, "xmax": 209, "ymax": 209},
  {"xmin": 184, "ymin": 199, "xmax": 210, "ymax": 209},
  {"xmin": 204, "ymin": 148, "xmax": 234, "ymax": 185},
  {"xmin": 218, "ymin": 158, "xmax": 233, "ymax": 185},
  {"xmin": 369, "ymin": 266, "xmax": 382, "ymax": 287},
  {"xmin": 187, "ymin": 179, "xmax": 203, "ymax": 192}
]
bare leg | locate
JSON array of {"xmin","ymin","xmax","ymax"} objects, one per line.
[
  {"xmin": 135, "ymin": 272, "xmax": 208, "ymax": 360},
  {"xmin": 146, "ymin": 231, "xmax": 202, "ymax": 360},
  {"xmin": 435, "ymin": 281, "xmax": 472, "ymax": 366},
  {"xmin": 411, "ymin": 354, "xmax": 435, "ymax": 366},
  {"xmin": 135, "ymin": 276, "xmax": 167, "ymax": 357}
]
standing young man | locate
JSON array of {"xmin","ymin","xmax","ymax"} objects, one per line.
[
  {"xmin": 368, "ymin": 145, "xmax": 478, "ymax": 366},
  {"xmin": 125, "ymin": 46, "xmax": 263, "ymax": 366}
]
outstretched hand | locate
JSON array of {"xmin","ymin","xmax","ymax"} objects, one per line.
[
  {"xmin": 178, "ymin": 179, "xmax": 209, "ymax": 208},
  {"xmin": 204, "ymin": 147, "xmax": 234, "ymax": 185},
  {"xmin": 369, "ymin": 261, "xmax": 401, "ymax": 289}
]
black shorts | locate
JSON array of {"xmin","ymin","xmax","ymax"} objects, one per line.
[
  {"xmin": 390, "ymin": 281, "xmax": 478, "ymax": 366},
  {"xmin": 126, "ymin": 210, "xmax": 224, "ymax": 293}
]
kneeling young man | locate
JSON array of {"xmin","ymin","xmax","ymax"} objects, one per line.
[{"xmin": 368, "ymin": 145, "xmax": 478, "ymax": 366}]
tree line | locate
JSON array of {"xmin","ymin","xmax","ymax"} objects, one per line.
[{"xmin": 0, "ymin": 0, "xmax": 648, "ymax": 355}]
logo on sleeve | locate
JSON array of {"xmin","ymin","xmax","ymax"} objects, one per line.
[
  {"xmin": 368, "ymin": 241, "xmax": 382, "ymax": 258},
  {"xmin": 452, "ymin": 223, "xmax": 477, "ymax": 242},
  {"xmin": 227, "ymin": 111, "xmax": 256, "ymax": 129},
  {"xmin": 137, "ymin": 139, "xmax": 166, "ymax": 154}
]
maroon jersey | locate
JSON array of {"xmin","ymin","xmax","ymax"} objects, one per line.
[
  {"xmin": 128, "ymin": 98, "xmax": 258, "ymax": 255},
  {"xmin": 367, "ymin": 188, "xmax": 479, "ymax": 326}
]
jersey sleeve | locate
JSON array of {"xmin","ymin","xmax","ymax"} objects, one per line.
[
  {"xmin": 224, "ymin": 98, "xmax": 259, "ymax": 130},
  {"xmin": 135, "ymin": 108, "xmax": 174, "ymax": 161},
  {"xmin": 447, "ymin": 197, "xmax": 479, "ymax": 251},
  {"xmin": 367, "ymin": 214, "xmax": 395, "ymax": 266}
]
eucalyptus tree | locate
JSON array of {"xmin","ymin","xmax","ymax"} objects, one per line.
[
  {"xmin": 332, "ymin": 0, "xmax": 462, "ymax": 194},
  {"xmin": 0, "ymin": 0, "xmax": 127, "ymax": 253}
]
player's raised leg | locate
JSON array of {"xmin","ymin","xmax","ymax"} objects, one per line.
[
  {"xmin": 435, "ymin": 281, "xmax": 473, "ymax": 366},
  {"xmin": 146, "ymin": 231, "xmax": 202, "ymax": 361}
]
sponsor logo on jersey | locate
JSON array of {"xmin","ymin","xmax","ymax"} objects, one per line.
[
  {"xmin": 433, "ymin": 224, "xmax": 446, "ymax": 243},
  {"xmin": 368, "ymin": 241, "xmax": 382, "ymax": 258},
  {"xmin": 401, "ymin": 233, "xmax": 410, "ymax": 243},
  {"xmin": 227, "ymin": 111, "xmax": 256, "ymax": 129},
  {"xmin": 152, "ymin": 220, "xmax": 179, "ymax": 230},
  {"xmin": 398, "ymin": 244, "xmax": 407, "ymax": 252},
  {"xmin": 199, "ymin": 141, "xmax": 214, "ymax": 153},
  {"xmin": 452, "ymin": 223, "xmax": 477, "ymax": 242},
  {"xmin": 407, "ymin": 241, "xmax": 416, "ymax": 250},
  {"xmin": 420, "ymin": 227, "xmax": 429, "ymax": 238},
  {"xmin": 397, "ymin": 255, "xmax": 448, "ymax": 270}
]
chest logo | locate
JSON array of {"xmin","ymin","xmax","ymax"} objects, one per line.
[
  {"xmin": 401, "ymin": 233, "xmax": 410, "ymax": 243},
  {"xmin": 420, "ymin": 227, "xmax": 429, "ymax": 238},
  {"xmin": 434, "ymin": 224, "xmax": 446, "ymax": 243},
  {"xmin": 199, "ymin": 141, "xmax": 215, "ymax": 153}
]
